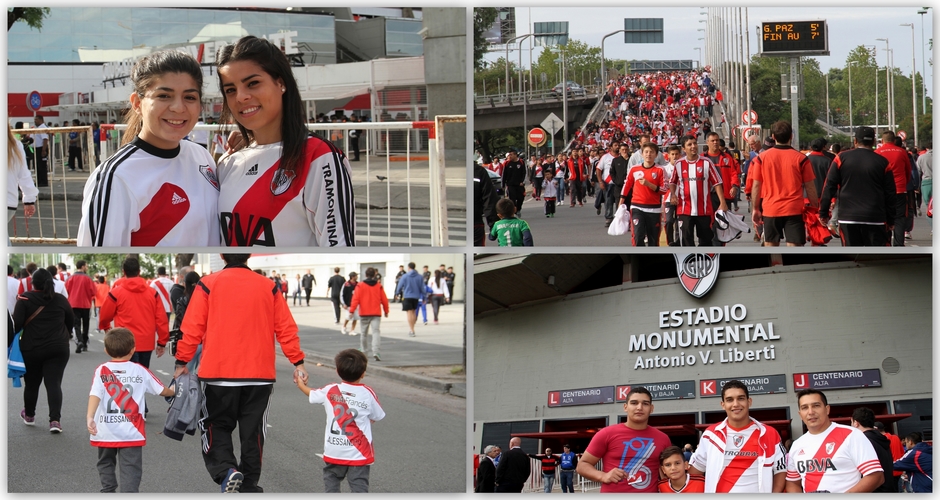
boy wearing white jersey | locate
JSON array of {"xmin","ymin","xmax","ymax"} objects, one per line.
[
  {"xmin": 86, "ymin": 328, "xmax": 175, "ymax": 492},
  {"xmin": 689, "ymin": 380, "xmax": 787, "ymax": 492},
  {"xmin": 297, "ymin": 349, "xmax": 385, "ymax": 492},
  {"xmin": 786, "ymin": 389, "xmax": 885, "ymax": 493}
]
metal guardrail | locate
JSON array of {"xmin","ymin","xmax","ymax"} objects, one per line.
[{"xmin": 473, "ymin": 86, "xmax": 601, "ymax": 107}]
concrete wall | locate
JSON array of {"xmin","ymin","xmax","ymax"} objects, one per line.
[
  {"xmin": 422, "ymin": 8, "xmax": 466, "ymax": 160},
  {"xmin": 474, "ymin": 259, "xmax": 931, "ymax": 443}
]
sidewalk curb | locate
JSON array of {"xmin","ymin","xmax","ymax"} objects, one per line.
[{"xmin": 301, "ymin": 349, "xmax": 464, "ymax": 398}]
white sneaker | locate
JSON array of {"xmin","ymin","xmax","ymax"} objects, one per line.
[
  {"xmin": 349, "ymin": 330, "xmax": 359, "ymax": 336},
  {"xmin": 341, "ymin": 327, "xmax": 348, "ymax": 335}
]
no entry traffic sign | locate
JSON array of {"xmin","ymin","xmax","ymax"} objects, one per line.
[
  {"xmin": 898, "ymin": 130, "xmax": 907, "ymax": 141},
  {"xmin": 741, "ymin": 109, "xmax": 758, "ymax": 125},
  {"xmin": 528, "ymin": 127, "xmax": 547, "ymax": 147}
]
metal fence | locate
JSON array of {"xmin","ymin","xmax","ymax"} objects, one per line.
[
  {"xmin": 8, "ymin": 116, "xmax": 465, "ymax": 247},
  {"xmin": 519, "ymin": 457, "xmax": 601, "ymax": 493},
  {"xmin": 9, "ymin": 126, "xmax": 94, "ymax": 244}
]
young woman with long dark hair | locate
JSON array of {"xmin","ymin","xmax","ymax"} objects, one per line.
[{"xmin": 216, "ymin": 36, "xmax": 355, "ymax": 247}]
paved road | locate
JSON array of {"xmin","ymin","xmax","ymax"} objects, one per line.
[
  {"xmin": 516, "ymin": 191, "xmax": 934, "ymax": 248},
  {"xmin": 7, "ymin": 314, "xmax": 465, "ymax": 493}
]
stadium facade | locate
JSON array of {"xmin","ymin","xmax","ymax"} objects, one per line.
[{"xmin": 473, "ymin": 254, "xmax": 931, "ymax": 455}]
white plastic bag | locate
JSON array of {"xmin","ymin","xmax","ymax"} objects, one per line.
[{"xmin": 607, "ymin": 204, "xmax": 630, "ymax": 236}]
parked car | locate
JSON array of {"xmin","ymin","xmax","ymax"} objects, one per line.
[{"xmin": 550, "ymin": 81, "xmax": 586, "ymax": 97}]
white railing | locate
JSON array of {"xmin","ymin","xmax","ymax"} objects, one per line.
[
  {"xmin": 578, "ymin": 459, "xmax": 604, "ymax": 493},
  {"xmin": 8, "ymin": 126, "xmax": 94, "ymax": 244},
  {"xmin": 521, "ymin": 457, "xmax": 599, "ymax": 493},
  {"xmin": 9, "ymin": 117, "xmax": 465, "ymax": 247}
]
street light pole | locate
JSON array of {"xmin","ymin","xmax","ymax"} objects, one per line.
[
  {"xmin": 918, "ymin": 8, "xmax": 929, "ymax": 115},
  {"xmin": 551, "ymin": 47, "xmax": 569, "ymax": 148},
  {"xmin": 902, "ymin": 23, "xmax": 918, "ymax": 148},
  {"xmin": 601, "ymin": 29, "xmax": 627, "ymax": 89},
  {"xmin": 694, "ymin": 47, "xmax": 702, "ymax": 68},
  {"xmin": 516, "ymin": 33, "xmax": 533, "ymax": 159},
  {"xmin": 877, "ymin": 39, "xmax": 890, "ymax": 130},
  {"xmin": 866, "ymin": 45, "xmax": 878, "ymax": 133},
  {"xmin": 848, "ymin": 61, "xmax": 857, "ymax": 129},
  {"xmin": 744, "ymin": 7, "xmax": 752, "ymax": 131}
]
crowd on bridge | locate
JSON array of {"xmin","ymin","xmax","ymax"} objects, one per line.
[{"xmin": 474, "ymin": 64, "xmax": 931, "ymax": 247}]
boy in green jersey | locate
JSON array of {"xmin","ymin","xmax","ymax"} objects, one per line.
[{"xmin": 489, "ymin": 198, "xmax": 534, "ymax": 246}]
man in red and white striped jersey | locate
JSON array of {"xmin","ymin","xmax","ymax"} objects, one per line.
[
  {"xmin": 668, "ymin": 135, "xmax": 728, "ymax": 246},
  {"xmin": 786, "ymin": 389, "xmax": 885, "ymax": 493},
  {"xmin": 688, "ymin": 380, "xmax": 787, "ymax": 492}
]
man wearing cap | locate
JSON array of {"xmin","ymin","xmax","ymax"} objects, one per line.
[
  {"xmin": 876, "ymin": 131, "xmax": 913, "ymax": 245},
  {"xmin": 749, "ymin": 121, "xmax": 818, "ymax": 247},
  {"xmin": 501, "ymin": 151, "xmax": 527, "ymax": 215},
  {"xmin": 820, "ymin": 127, "xmax": 896, "ymax": 246}
]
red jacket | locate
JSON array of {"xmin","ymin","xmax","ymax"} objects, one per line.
[
  {"xmin": 877, "ymin": 143, "xmax": 913, "ymax": 194},
  {"xmin": 98, "ymin": 277, "xmax": 169, "ymax": 352},
  {"xmin": 65, "ymin": 271, "xmax": 97, "ymax": 309},
  {"xmin": 176, "ymin": 266, "xmax": 303, "ymax": 383},
  {"xmin": 349, "ymin": 279, "xmax": 390, "ymax": 317}
]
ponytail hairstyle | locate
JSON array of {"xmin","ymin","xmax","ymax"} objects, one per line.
[
  {"xmin": 31, "ymin": 268, "xmax": 55, "ymax": 300},
  {"xmin": 7, "ymin": 127, "xmax": 24, "ymax": 168},
  {"xmin": 217, "ymin": 36, "xmax": 307, "ymax": 172},
  {"xmin": 434, "ymin": 269, "xmax": 442, "ymax": 288},
  {"xmin": 183, "ymin": 271, "xmax": 201, "ymax": 299},
  {"xmin": 122, "ymin": 50, "xmax": 204, "ymax": 146}
]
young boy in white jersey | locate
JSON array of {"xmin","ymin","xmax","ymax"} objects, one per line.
[
  {"xmin": 86, "ymin": 328, "xmax": 175, "ymax": 492},
  {"xmin": 297, "ymin": 349, "xmax": 386, "ymax": 492}
]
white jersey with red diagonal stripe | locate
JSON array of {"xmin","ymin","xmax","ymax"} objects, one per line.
[
  {"xmin": 88, "ymin": 361, "xmax": 166, "ymax": 447},
  {"xmin": 77, "ymin": 138, "xmax": 221, "ymax": 247},
  {"xmin": 786, "ymin": 422, "xmax": 883, "ymax": 493},
  {"xmin": 217, "ymin": 136, "xmax": 355, "ymax": 247},
  {"xmin": 689, "ymin": 418, "xmax": 786, "ymax": 493},
  {"xmin": 669, "ymin": 156, "xmax": 722, "ymax": 216},
  {"xmin": 308, "ymin": 382, "xmax": 386, "ymax": 465}
]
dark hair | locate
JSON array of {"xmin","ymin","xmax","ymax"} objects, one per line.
[
  {"xmin": 810, "ymin": 137, "xmax": 828, "ymax": 152},
  {"xmin": 97, "ymin": 276, "xmax": 105, "ymax": 284},
  {"xmin": 721, "ymin": 379, "xmax": 750, "ymax": 400},
  {"xmin": 57, "ymin": 262, "xmax": 67, "ymax": 271},
  {"xmin": 46, "ymin": 265, "xmax": 58, "ymax": 276},
  {"xmin": 31, "ymin": 268, "xmax": 55, "ymax": 299},
  {"xmin": 680, "ymin": 135, "xmax": 697, "ymax": 147},
  {"xmin": 104, "ymin": 327, "xmax": 135, "ymax": 358},
  {"xmin": 659, "ymin": 445, "xmax": 684, "ymax": 464},
  {"xmin": 851, "ymin": 407, "xmax": 875, "ymax": 428},
  {"xmin": 831, "ymin": 144, "xmax": 842, "ymax": 154},
  {"xmin": 496, "ymin": 198, "xmax": 516, "ymax": 217},
  {"xmin": 25, "ymin": 262, "xmax": 37, "ymax": 274},
  {"xmin": 882, "ymin": 130, "xmax": 896, "ymax": 143},
  {"xmin": 122, "ymin": 257, "xmax": 141, "ymax": 278},
  {"xmin": 433, "ymin": 269, "xmax": 443, "ymax": 288},
  {"xmin": 666, "ymin": 145, "xmax": 681, "ymax": 154},
  {"xmin": 906, "ymin": 432, "xmax": 923, "ymax": 444},
  {"xmin": 408, "ymin": 262, "xmax": 416, "ymax": 270},
  {"xmin": 334, "ymin": 267, "xmax": 341, "ymax": 273},
  {"xmin": 221, "ymin": 254, "xmax": 251, "ymax": 267},
  {"xmin": 123, "ymin": 50, "xmax": 204, "ymax": 146},
  {"xmin": 365, "ymin": 267, "xmax": 376, "ymax": 278},
  {"xmin": 706, "ymin": 131, "xmax": 720, "ymax": 140},
  {"xmin": 771, "ymin": 121, "xmax": 793, "ymax": 144},
  {"xmin": 75, "ymin": 260, "xmax": 86, "ymax": 269},
  {"xmin": 183, "ymin": 271, "xmax": 201, "ymax": 298},
  {"xmin": 641, "ymin": 143, "xmax": 659, "ymax": 154},
  {"xmin": 7, "ymin": 265, "xmax": 12, "ymax": 276},
  {"xmin": 217, "ymin": 36, "xmax": 307, "ymax": 173},
  {"xmin": 157, "ymin": 266, "xmax": 167, "ymax": 276},
  {"xmin": 626, "ymin": 386, "xmax": 652, "ymax": 403},
  {"xmin": 797, "ymin": 388, "xmax": 828, "ymax": 407},
  {"xmin": 335, "ymin": 348, "xmax": 368, "ymax": 382}
]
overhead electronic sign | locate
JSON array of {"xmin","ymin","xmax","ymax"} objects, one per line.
[{"xmin": 760, "ymin": 20, "xmax": 829, "ymax": 57}]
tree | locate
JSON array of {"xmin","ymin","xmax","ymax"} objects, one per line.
[
  {"xmin": 8, "ymin": 7, "xmax": 50, "ymax": 31},
  {"xmin": 68, "ymin": 253, "xmax": 174, "ymax": 280},
  {"xmin": 474, "ymin": 127, "xmax": 524, "ymax": 164},
  {"xmin": 530, "ymin": 39, "xmax": 602, "ymax": 91},
  {"xmin": 473, "ymin": 8, "xmax": 498, "ymax": 71}
]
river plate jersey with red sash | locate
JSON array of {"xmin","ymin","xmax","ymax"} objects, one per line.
[
  {"xmin": 308, "ymin": 382, "xmax": 386, "ymax": 465},
  {"xmin": 88, "ymin": 361, "xmax": 165, "ymax": 447},
  {"xmin": 217, "ymin": 136, "xmax": 355, "ymax": 247},
  {"xmin": 78, "ymin": 138, "xmax": 220, "ymax": 247},
  {"xmin": 786, "ymin": 422, "xmax": 883, "ymax": 493}
]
